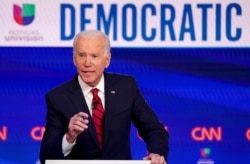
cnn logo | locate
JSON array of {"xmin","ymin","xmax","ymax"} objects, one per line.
[
  {"xmin": 191, "ymin": 126, "xmax": 222, "ymax": 141},
  {"xmin": 30, "ymin": 126, "xmax": 45, "ymax": 141}
]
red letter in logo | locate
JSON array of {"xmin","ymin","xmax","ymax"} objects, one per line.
[
  {"xmin": 191, "ymin": 126, "xmax": 222, "ymax": 141},
  {"xmin": 0, "ymin": 126, "xmax": 7, "ymax": 141},
  {"xmin": 246, "ymin": 128, "xmax": 250, "ymax": 141},
  {"xmin": 192, "ymin": 127, "xmax": 203, "ymax": 141},
  {"xmin": 31, "ymin": 126, "xmax": 45, "ymax": 141}
]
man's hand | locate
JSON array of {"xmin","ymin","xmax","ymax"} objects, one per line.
[
  {"xmin": 66, "ymin": 112, "xmax": 89, "ymax": 143},
  {"xmin": 143, "ymin": 153, "xmax": 167, "ymax": 164}
]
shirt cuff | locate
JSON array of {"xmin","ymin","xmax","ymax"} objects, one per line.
[{"xmin": 62, "ymin": 134, "xmax": 76, "ymax": 157}]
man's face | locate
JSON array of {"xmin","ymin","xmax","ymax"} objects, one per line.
[{"xmin": 73, "ymin": 36, "xmax": 111, "ymax": 87}]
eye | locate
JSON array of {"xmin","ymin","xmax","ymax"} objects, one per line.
[
  {"xmin": 91, "ymin": 54, "xmax": 98, "ymax": 59},
  {"xmin": 79, "ymin": 53, "xmax": 86, "ymax": 58}
]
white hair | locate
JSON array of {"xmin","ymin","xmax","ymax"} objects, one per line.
[{"xmin": 73, "ymin": 29, "xmax": 111, "ymax": 54}]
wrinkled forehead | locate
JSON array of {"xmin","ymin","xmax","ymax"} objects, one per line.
[{"xmin": 75, "ymin": 36, "xmax": 107, "ymax": 54}]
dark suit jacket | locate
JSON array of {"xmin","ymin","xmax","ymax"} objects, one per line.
[{"xmin": 40, "ymin": 72, "xmax": 169, "ymax": 164}]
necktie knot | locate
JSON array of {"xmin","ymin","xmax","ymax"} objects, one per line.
[
  {"xmin": 91, "ymin": 88, "xmax": 100, "ymax": 105},
  {"xmin": 91, "ymin": 88, "xmax": 99, "ymax": 96}
]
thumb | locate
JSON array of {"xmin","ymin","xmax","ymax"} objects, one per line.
[{"xmin": 143, "ymin": 155, "xmax": 150, "ymax": 160}]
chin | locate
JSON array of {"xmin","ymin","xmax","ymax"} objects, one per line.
[{"xmin": 84, "ymin": 80, "xmax": 95, "ymax": 86}]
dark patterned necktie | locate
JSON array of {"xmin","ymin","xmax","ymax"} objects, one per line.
[{"xmin": 91, "ymin": 88, "xmax": 105, "ymax": 149}]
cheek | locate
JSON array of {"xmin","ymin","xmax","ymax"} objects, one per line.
[{"xmin": 74, "ymin": 59, "xmax": 82, "ymax": 68}]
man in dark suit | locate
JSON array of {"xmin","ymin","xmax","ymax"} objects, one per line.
[{"xmin": 39, "ymin": 30, "xmax": 169, "ymax": 164}]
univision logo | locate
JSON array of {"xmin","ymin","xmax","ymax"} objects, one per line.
[
  {"xmin": 13, "ymin": 4, "xmax": 35, "ymax": 26},
  {"xmin": 200, "ymin": 147, "xmax": 211, "ymax": 158},
  {"xmin": 197, "ymin": 147, "xmax": 214, "ymax": 164}
]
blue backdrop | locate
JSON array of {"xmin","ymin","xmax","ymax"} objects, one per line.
[{"xmin": 0, "ymin": 47, "xmax": 250, "ymax": 163}]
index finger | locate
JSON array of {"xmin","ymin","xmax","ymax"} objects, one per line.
[{"xmin": 77, "ymin": 112, "xmax": 89, "ymax": 119}]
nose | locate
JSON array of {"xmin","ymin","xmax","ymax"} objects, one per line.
[{"xmin": 84, "ymin": 56, "xmax": 91, "ymax": 66}]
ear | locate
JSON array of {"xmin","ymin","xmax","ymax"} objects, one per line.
[
  {"xmin": 73, "ymin": 54, "xmax": 76, "ymax": 66},
  {"xmin": 105, "ymin": 53, "xmax": 111, "ymax": 68}
]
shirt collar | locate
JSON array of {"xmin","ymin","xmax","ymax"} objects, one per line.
[{"xmin": 78, "ymin": 74, "xmax": 105, "ymax": 96}]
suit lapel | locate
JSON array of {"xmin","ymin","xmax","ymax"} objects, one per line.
[
  {"xmin": 67, "ymin": 75, "xmax": 100, "ymax": 148},
  {"xmin": 103, "ymin": 73, "xmax": 117, "ymax": 149}
]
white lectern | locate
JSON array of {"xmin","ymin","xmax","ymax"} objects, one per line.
[{"xmin": 46, "ymin": 160, "xmax": 150, "ymax": 164}]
